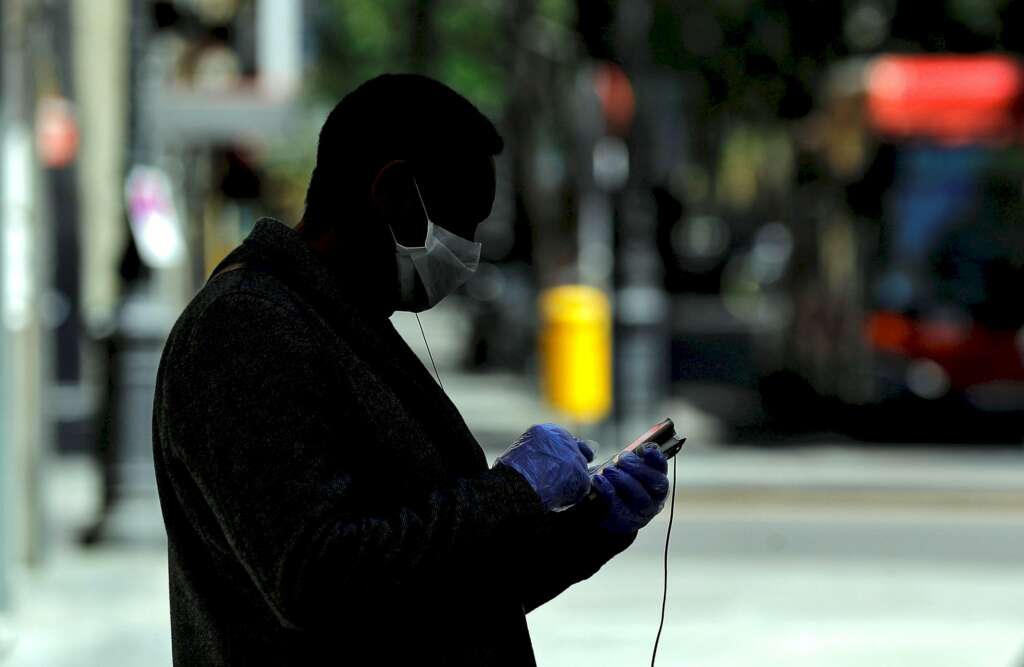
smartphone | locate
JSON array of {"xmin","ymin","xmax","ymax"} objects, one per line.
[
  {"xmin": 561, "ymin": 418, "xmax": 685, "ymax": 507},
  {"xmin": 588, "ymin": 418, "xmax": 685, "ymax": 475}
]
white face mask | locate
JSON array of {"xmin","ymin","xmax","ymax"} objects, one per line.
[{"xmin": 392, "ymin": 179, "xmax": 482, "ymax": 312}]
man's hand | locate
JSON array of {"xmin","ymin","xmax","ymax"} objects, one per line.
[
  {"xmin": 495, "ymin": 424, "xmax": 594, "ymax": 512},
  {"xmin": 591, "ymin": 444, "xmax": 669, "ymax": 534}
]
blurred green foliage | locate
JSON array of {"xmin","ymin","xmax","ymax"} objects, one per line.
[
  {"xmin": 433, "ymin": 1, "xmax": 506, "ymax": 117},
  {"xmin": 310, "ymin": 0, "xmax": 573, "ymax": 118},
  {"xmin": 268, "ymin": 0, "xmax": 577, "ymax": 219},
  {"xmin": 314, "ymin": 0, "xmax": 402, "ymax": 99}
]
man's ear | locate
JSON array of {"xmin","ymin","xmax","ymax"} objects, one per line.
[
  {"xmin": 371, "ymin": 159, "xmax": 430, "ymax": 246},
  {"xmin": 370, "ymin": 159, "xmax": 411, "ymax": 220}
]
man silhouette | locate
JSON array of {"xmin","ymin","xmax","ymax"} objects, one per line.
[{"xmin": 153, "ymin": 74, "xmax": 669, "ymax": 665}]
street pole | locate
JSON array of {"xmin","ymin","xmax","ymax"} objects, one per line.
[
  {"xmin": 612, "ymin": 0, "xmax": 669, "ymax": 442},
  {"xmin": 73, "ymin": 0, "xmax": 129, "ymax": 328},
  {"xmin": 77, "ymin": 0, "xmax": 170, "ymax": 545},
  {"xmin": 0, "ymin": 0, "xmax": 12, "ymax": 614},
  {"xmin": 3, "ymin": 0, "xmax": 47, "ymax": 578}
]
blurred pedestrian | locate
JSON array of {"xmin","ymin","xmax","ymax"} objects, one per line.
[{"xmin": 152, "ymin": 74, "xmax": 669, "ymax": 666}]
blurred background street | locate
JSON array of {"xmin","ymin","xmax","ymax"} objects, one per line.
[{"xmin": 3, "ymin": 0, "xmax": 1024, "ymax": 665}]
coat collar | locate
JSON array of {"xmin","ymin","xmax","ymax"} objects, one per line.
[{"xmin": 224, "ymin": 217, "xmax": 398, "ymax": 320}]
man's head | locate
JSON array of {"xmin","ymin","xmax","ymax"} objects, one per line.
[{"xmin": 300, "ymin": 74, "xmax": 504, "ymax": 251}]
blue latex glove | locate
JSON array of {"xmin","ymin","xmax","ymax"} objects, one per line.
[
  {"xmin": 591, "ymin": 443, "xmax": 669, "ymax": 534},
  {"xmin": 496, "ymin": 424, "xmax": 594, "ymax": 512}
]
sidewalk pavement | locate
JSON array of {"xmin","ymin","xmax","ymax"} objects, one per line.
[
  {"xmin": 1, "ymin": 456, "xmax": 171, "ymax": 667},
  {"xmin": 5, "ymin": 452, "xmax": 1024, "ymax": 667},
  {"xmin": 529, "ymin": 513, "xmax": 1024, "ymax": 667}
]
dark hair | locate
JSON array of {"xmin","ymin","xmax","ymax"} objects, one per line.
[{"xmin": 302, "ymin": 74, "xmax": 504, "ymax": 231}]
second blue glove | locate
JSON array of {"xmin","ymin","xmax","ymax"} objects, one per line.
[{"xmin": 591, "ymin": 444, "xmax": 670, "ymax": 534}]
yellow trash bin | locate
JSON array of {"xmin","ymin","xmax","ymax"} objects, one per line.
[{"xmin": 539, "ymin": 285, "xmax": 612, "ymax": 424}]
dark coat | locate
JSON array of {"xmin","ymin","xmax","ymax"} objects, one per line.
[{"xmin": 152, "ymin": 219, "xmax": 634, "ymax": 666}]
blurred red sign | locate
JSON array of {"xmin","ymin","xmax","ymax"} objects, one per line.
[
  {"xmin": 594, "ymin": 62, "xmax": 635, "ymax": 136},
  {"xmin": 36, "ymin": 96, "xmax": 79, "ymax": 168},
  {"xmin": 866, "ymin": 55, "xmax": 1024, "ymax": 144}
]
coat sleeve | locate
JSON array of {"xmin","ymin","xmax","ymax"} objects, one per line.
[
  {"xmin": 514, "ymin": 498, "xmax": 637, "ymax": 613},
  {"xmin": 172, "ymin": 292, "xmax": 544, "ymax": 630}
]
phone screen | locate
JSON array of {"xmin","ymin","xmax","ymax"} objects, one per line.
[
  {"xmin": 589, "ymin": 419, "xmax": 674, "ymax": 473},
  {"xmin": 622, "ymin": 420, "xmax": 673, "ymax": 454}
]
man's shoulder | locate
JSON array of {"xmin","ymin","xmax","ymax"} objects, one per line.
[{"xmin": 167, "ymin": 269, "xmax": 316, "ymax": 356}]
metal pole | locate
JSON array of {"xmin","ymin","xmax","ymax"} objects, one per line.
[
  {"xmin": 612, "ymin": 0, "xmax": 669, "ymax": 442},
  {"xmin": 0, "ymin": 0, "xmax": 13, "ymax": 612},
  {"xmin": 79, "ymin": 0, "xmax": 169, "ymax": 545},
  {"xmin": 2, "ymin": 0, "xmax": 44, "ymax": 579}
]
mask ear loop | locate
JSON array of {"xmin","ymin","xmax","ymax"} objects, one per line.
[
  {"xmin": 408, "ymin": 176, "xmax": 445, "ymax": 391},
  {"xmin": 411, "ymin": 176, "xmax": 431, "ymax": 224},
  {"xmin": 384, "ymin": 175, "xmax": 430, "ymax": 246}
]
